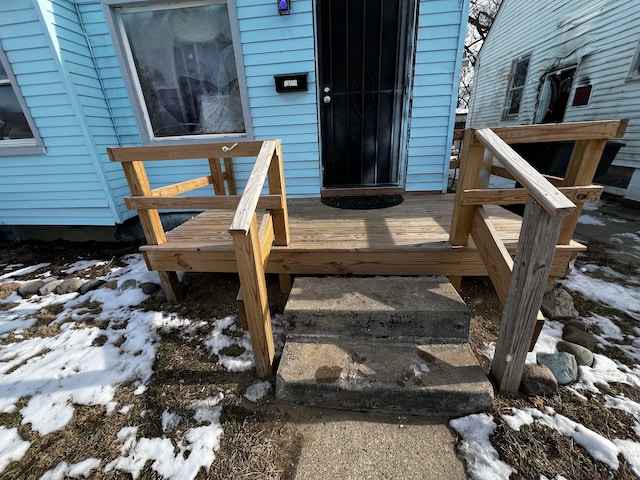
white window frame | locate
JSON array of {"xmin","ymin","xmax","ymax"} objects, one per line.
[
  {"xmin": 0, "ymin": 48, "xmax": 45, "ymax": 156},
  {"xmin": 627, "ymin": 39, "xmax": 640, "ymax": 81},
  {"xmin": 102, "ymin": 0, "xmax": 253, "ymax": 144},
  {"xmin": 502, "ymin": 53, "xmax": 531, "ymax": 119}
]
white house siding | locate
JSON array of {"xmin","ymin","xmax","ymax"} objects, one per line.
[
  {"xmin": 469, "ymin": 0, "xmax": 640, "ymax": 201},
  {"xmin": 407, "ymin": 0, "xmax": 469, "ymax": 192},
  {"xmin": 0, "ymin": 0, "xmax": 121, "ymax": 226}
]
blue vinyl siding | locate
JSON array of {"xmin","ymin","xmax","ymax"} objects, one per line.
[
  {"xmin": 406, "ymin": 0, "xmax": 467, "ymax": 193},
  {"xmin": 0, "ymin": 0, "xmax": 122, "ymax": 226},
  {"xmin": 237, "ymin": 0, "xmax": 320, "ymax": 197},
  {"xmin": 0, "ymin": 0, "xmax": 467, "ymax": 226}
]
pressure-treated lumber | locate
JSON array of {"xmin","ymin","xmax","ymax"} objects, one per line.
[
  {"xmin": 450, "ymin": 129, "xmax": 488, "ymax": 247},
  {"xmin": 475, "ymin": 129, "xmax": 576, "ymax": 217},
  {"xmin": 471, "ymin": 206, "xmax": 513, "ymax": 304},
  {"xmin": 125, "ymin": 195, "xmax": 282, "ymax": 211},
  {"xmin": 491, "ymin": 198, "xmax": 564, "ymax": 393},
  {"xmin": 107, "ymin": 141, "xmax": 265, "ymax": 162},
  {"xmin": 231, "ymin": 214, "xmax": 275, "ymax": 377},
  {"xmin": 487, "ymin": 119, "xmax": 627, "ymax": 144},
  {"xmin": 462, "ymin": 185, "xmax": 603, "ymax": 206},
  {"xmin": 230, "ymin": 140, "xmax": 277, "ymax": 234}
]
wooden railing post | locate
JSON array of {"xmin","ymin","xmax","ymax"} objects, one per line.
[
  {"xmin": 557, "ymin": 138, "xmax": 608, "ymax": 244},
  {"xmin": 119, "ymin": 160, "xmax": 182, "ymax": 302},
  {"xmin": 231, "ymin": 214, "xmax": 275, "ymax": 378},
  {"xmin": 490, "ymin": 197, "xmax": 564, "ymax": 393}
]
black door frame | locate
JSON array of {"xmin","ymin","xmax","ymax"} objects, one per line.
[{"xmin": 315, "ymin": 0, "xmax": 417, "ymax": 191}]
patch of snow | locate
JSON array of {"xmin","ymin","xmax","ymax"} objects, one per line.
[
  {"xmin": 563, "ymin": 269, "xmax": 640, "ymax": 315},
  {"xmin": 0, "ymin": 426, "xmax": 30, "ymax": 474},
  {"xmin": 161, "ymin": 410, "xmax": 182, "ymax": 432},
  {"xmin": 450, "ymin": 414, "xmax": 516, "ymax": 480},
  {"xmin": 105, "ymin": 399, "xmax": 223, "ymax": 480},
  {"xmin": 0, "ymin": 263, "xmax": 50, "ymax": 280},
  {"xmin": 39, "ymin": 458, "xmax": 101, "ymax": 479},
  {"xmin": 204, "ymin": 315, "xmax": 254, "ymax": 372},
  {"xmin": 244, "ymin": 380, "xmax": 272, "ymax": 403},
  {"xmin": 577, "ymin": 214, "xmax": 605, "ymax": 226},
  {"xmin": 62, "ymin": 260, "xmax": 108, "ymax": 275}
]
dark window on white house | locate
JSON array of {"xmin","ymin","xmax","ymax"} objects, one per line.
[
  {"xmin": 629, "ymin": 40, "xmax": 640, "ymax": 80},
  {"xmin": 0, "ymin": 49, "xmax": 44, "ymax": 155},
  {"xmin": 534, "ymin": 66, "xmax": 576, "ymax": 124},
  {"xmin": 107, "ymin": 0, "xmax": 251, "ymax": 142},
  {"xmin": 503, "ymin": 55, "xmax": 531, "ymax": 118}
]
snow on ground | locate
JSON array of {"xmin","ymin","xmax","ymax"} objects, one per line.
[
  {"xmin": 455, "ymin": 207, "xmax": 640, "ymax": 479},
  {"xmin": 0, "ymin": 253, "xmax": 267, "ymax": 478}
]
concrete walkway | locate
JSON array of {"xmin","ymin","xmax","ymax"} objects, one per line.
[{"xmin": 284, "ymin": 404, "xmax": 467, "ymax": 480}]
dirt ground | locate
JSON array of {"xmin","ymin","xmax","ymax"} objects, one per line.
[{"xmin": 1, "ymin": 237, "xmax": 638, "ymax": 479}]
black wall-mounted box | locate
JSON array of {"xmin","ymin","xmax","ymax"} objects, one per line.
[{"xmin": 274, "ymin": 73, "xmax": 308, "ymax": 92}]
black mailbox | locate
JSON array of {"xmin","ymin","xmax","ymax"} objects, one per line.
[{"xmin": 274, "ymin": 73, "xmax": 308, "ymax": 92}]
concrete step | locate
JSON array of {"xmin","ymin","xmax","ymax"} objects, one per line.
[
  {"xmin": 285, "ymin": 276, "xmax": 470, "ymax": 343},
  {"xmin": 276, "ymin": 340, "xmax": 494, "ymax": 416}
]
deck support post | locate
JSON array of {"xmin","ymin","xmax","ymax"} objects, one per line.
[
  {"xmin": 232, "ymin": 214, "xmax": 275, "ymax": 378},
  {"xmin": 449, "ymin": 129, "xmax": 488, "ymax": 289},
  {"xmin": 490, "ymin": 197, "xmax": 564, "ymax": 393}
]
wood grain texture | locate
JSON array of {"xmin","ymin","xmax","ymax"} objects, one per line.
[
  {"xmin": 108, "ymin": 141, "xmax": 265, "ymax": 162},
  {"xmin": 230, "ymin": 140, "xmax": 277, "ymax": 233},
  {"xmin": 462, "ymin": 185, "xmax": 603, "ymax": 205},
  {"xmin": 232, "ymin": 215, "xmax": 275, "ymax": 378},
  {"xmin": 475, "ymin": 129, "xmax": 576, "ymax": 216},
  {"xmin": 491, "ymin": 198, "xmax": 564, "ymax": 393},
  {"xmin": 486, "ymin": 120, "xmax": 626, "ymax": 144}
]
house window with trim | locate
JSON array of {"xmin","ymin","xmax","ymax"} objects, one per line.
[
  {"xmin": 628, "ymin": 40, "xmax": 640, "ymax": 80},
  {"xmin": 107, "ymin": 1, "xmax": 250, "ymax": 141},
  {"xmin": 0, "ymin": 49, "xmax": 44, "ymax": 155},
  {"xmin": 502, "ymin": 54, "xmax": 531, "ymax": 118}
]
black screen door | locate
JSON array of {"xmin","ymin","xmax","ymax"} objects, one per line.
[{"xmin": 318, "ymin": 0, "xmax": 414, "ymax": 188}]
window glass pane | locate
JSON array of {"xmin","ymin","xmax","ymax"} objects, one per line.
[
  {"xmin": 0, "ymin": 85, "xmax": 34, "ymax": 140},
  {"xmin": 0, "ymin": 63, "xmax": 7, "ymax": 81},
  {"xmin": 513, "ymin": 57, "xmax": 530, "ymax": 88},
  {"xmin": 507, "ymin": 88, "xmax": 523, "ymax": 115},
  {"xmin": 120, "ymin": 3, "xmax": 245, "ymax": 137}
]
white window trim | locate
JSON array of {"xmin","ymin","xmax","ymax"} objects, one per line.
[
  {"xmin": 0, "ymin": 49, "xmax": 45, "ymax": 156},
  {"xmin": 627, "ymin": 39, "xmax": 640, "ymax": 81},
  {"xmin": 102, "ymin": 0, "xmax": 253, "ymax": 144},
  {"xmin": 502, "ymin": 53, "xmax": 531, "ymax": 119}
]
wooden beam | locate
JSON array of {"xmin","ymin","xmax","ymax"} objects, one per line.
[
  {"xmin": 558, "ymin": 138, "xmax": 608, "ymax": 244},
  {"xmin": 475, "ymin": 129, "xmax": 576, "ymax": 217},
  {"xmin": 230, "ymin": 141, "xmax": 277, "ymax": 234},
  {"xmin": 151, "ymin": 176, "xmax": 212, "ymax": 198},
  {"xmin": 125, "ymin": 194, "xmax": 283, "ymax": 211},
  {"xmin": 268, "ymin": 139, "xmax": 290, "ymax": 245},
  {"xmin": 120, "ymin": 161, "xmax": 182, "ymax": 302},
  {"xmin": 231, "ymin": 215, "xmax": 275, "ymax": 378},
  {"xmin": 471, "ymin": 207, "xmax": 513, "ymax": 304},
  {"xmin": 236, "ymin": 288, "xmax": 248, "ymax": 331},
  {"xmin": 491, "ymin": 197, "xmax": 564, "ymax": 393},
  {"xmin": 208, "ymin": 158, "xmax": 226, "ymax": 195},
  {"xmin": 107, "ymin": 141, "xmax": 265, "ymax": 162},
  {"xmin": 462, "ymin": 185, "xmax": 603, "ymax": 206},
  {"xmin": 449, "ymin": 129, "xmax": 486, "ymax": 246},
  {"xmin": 486, "ymin": 120, "xmax": 626, "ymax": 144},
  {"xmin": 223, "ymin": 158, "xmax": 237, "ymax": 195}
]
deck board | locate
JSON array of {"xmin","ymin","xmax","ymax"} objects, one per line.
[{"xmin": 141, "ymin": 193, "xmax": 584, "ymax": 277}]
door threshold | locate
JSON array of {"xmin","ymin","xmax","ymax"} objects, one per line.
[{"xmin": 321, "ymin": 186, "xmax": 405, "ymax": 197}]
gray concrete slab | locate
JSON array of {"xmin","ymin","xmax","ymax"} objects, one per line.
[
  {"xmin": 285, "ymin": 405, "xmax": 467, "ymax": 480},
  {"xmin": 277, "ymin": 340, "xmax": 493, "ymax": 416},
  {"xmin": 285, "ymin": 276, "xmax": 470, "ymax": 343}
]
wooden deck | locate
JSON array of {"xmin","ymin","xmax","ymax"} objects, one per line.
[{"xmin": 141, "ymin": 193, "xmax": 582, "ymax": 278}]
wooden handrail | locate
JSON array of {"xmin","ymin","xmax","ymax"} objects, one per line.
[
  {"xmin": 462, "ymin": 185, "xmax": 603, "ymax": 206},
  {"xmin": 230, "ymin": 140, "xmax": 277, "ymax": 234},
  {"xmin": 125, "ymin": 194, "xmax": 283, "ymax": 211},
  {"xmin": 107, "ymin": 141, "xmax": 265, "ymax": 162},
  {"xmin": 475, "ymin": 128, "xmax": 576, "ymax": 217},
  {"xmin": 485, "ymin": 119, "xmax": 627, "ymax": 144}
]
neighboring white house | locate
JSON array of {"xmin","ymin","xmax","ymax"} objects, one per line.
[{"xmin": 467, "ymin": 0, "xmax": 640, "ymax": 202}]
